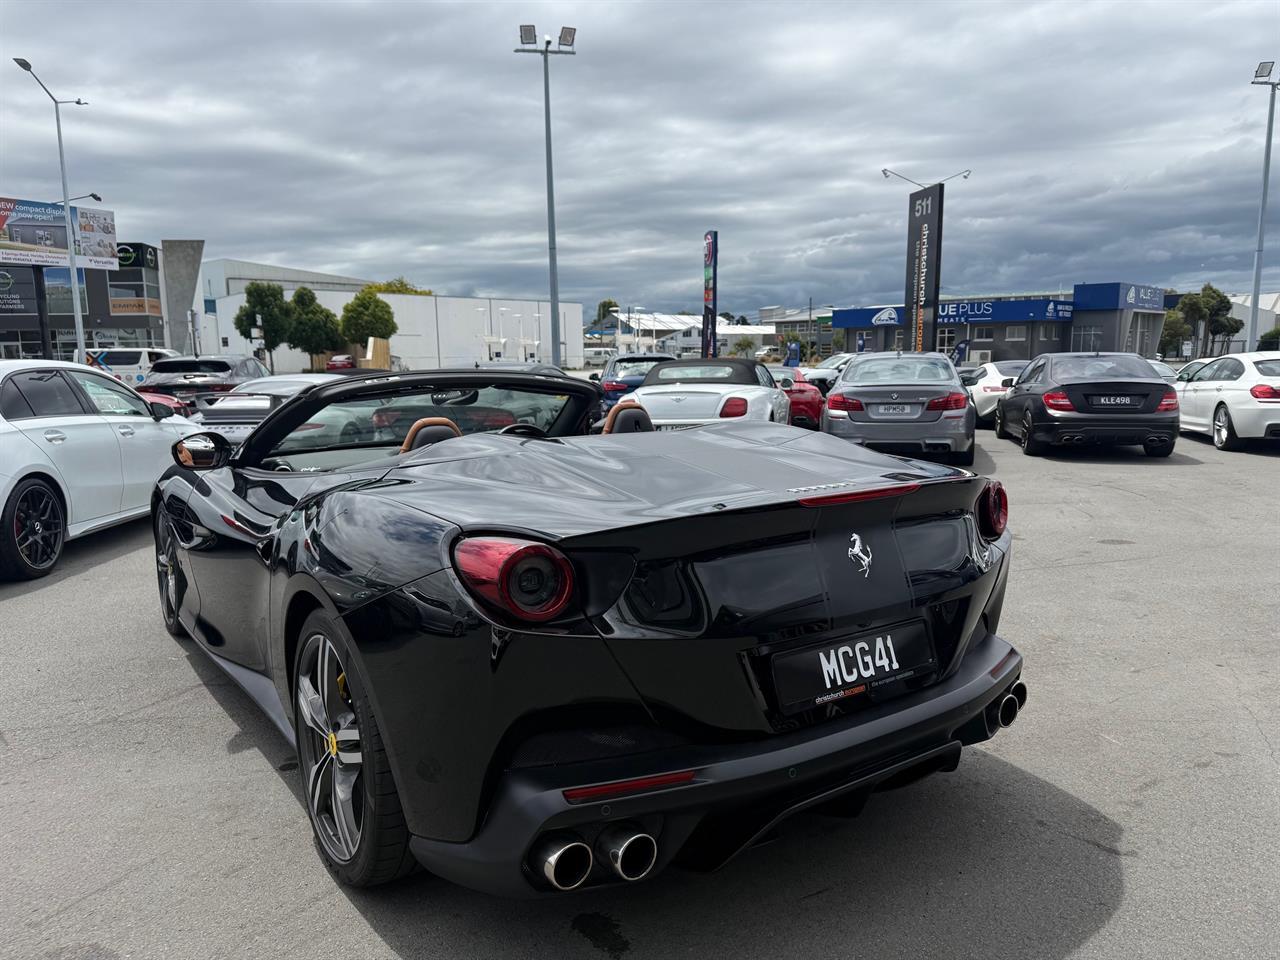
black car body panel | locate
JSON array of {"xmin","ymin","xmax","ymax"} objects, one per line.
[
  {"xmin": 999, "ymin": 352, "xmax": 1178, "ymax": 448},
  {"xmin": 155, "ymin": 368, "xmax": 1024, "ymax": 896}
]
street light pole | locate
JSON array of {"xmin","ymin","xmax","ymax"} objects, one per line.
[
  {"xmin": 14, "ymin": 58, "xmax": 89, "ymax": 360},
  {"xmin": 1248, "ymin": 61, "xmax": 1279, "ymax": 349},
  {"xmin": 515, "ymin": 26, "xmax": 575, "ymax": 368}
]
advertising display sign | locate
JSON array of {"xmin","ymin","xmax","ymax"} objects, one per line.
[
  {"xmin": 0, "ymin": 196, "xmax": 118, "ymax": 269},
  {"xmin": 903, "ymin": 184, "xmax": 944, "ymax": 352},
  {"xmin": 836, "ymin": 298, "xmax": 1074, "ymax": 329},
  {"xmin": 0, "ymin": 265, "xmax": 39, "ymax": 316},
  {"xmin": 116, "ymin": 242, "xmax": 159, "ymax": 270},
  {"xmin": 701, "ymin": 230, "xmax": 718, "ymax": 357}
]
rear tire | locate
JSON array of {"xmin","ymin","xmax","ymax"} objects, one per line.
[
  {"xmin": 1212, "ymin": 404, "xmax": 1243, "ymax": 451},
  {"xmin": 293, "ymin": 610, "xmax": 417, "ymax": 887},
  {"xmin": 154, "ymin": 509, "xmax": 187, "ymax": 638},
  {"xmin": 1143, "ymin": 440, "xmax": 1175, "ymax": 458},
  {"xmin": 1020, "ymin": 413, "xmax": 1045, "ymax": 456},
  {"xmin": 0, "ymin": 477, "xmax": 65, "ymax": 581}
]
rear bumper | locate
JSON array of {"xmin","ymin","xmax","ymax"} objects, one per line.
[
  {"xmin": 821, "ymin": 412, "xmax": 973, "ymax": 453},
  {"xmin": 1223, "ymin": 404, "xmax": 1280, "ymax": 440},
  {"xmin": 1032, "ymin": 411, "xmax": 1179, "ymax": 446},
  {"xmin": 408, "ymin": 630, "xmax": 1022, "ymax": 898}
]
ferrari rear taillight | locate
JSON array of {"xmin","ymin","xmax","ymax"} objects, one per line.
[
  {"xmin": 827, "ymin": 393, "xmax": 863, "ymax": 412},
  {"xmin": 602, "ymin": 381, "xmax": 628, "ymax": 393},
  {"xmin": 1250, "ymin": 383, "xmax": 1280, "ymax": 399},
  {"xmin": 720, "ymin": 397, "xmax": 748, "ymax": 417},
  {"xmin": 1043, "ymin": 390, "xmax": 1075, "ymax": 411},
  {"xmin": 978, "ymin": 481, "xmax": 1008, "ymax": 539},
  {"xmin": 1156, "ymin": 389, "xmax": 1179, "ymax": 411},
  {"xmin": 454, "ymin": 537, "xmax": 574, "ymax": 623},
  {"xmin": 926, "ymin": 392, "xmax": 968, "ymax": 411}
]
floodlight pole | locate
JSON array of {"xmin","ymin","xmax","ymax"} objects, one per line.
[
  {"xmin": 515, "ymin": 38, "xmax": 575, "ymax": 368},
  {"xmin": 1248, "ymin": 74, "xmax": 1278, "ymax": 349},
  {"xmin": 15, "ymin": 59, "xmax": 88, "ymax": 360}
]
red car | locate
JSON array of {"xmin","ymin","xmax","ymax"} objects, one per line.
[
  {"xmin": 138, "ymin": 391, "xmax": 192, "ymax": 417},
  {"xmin": 325, "ymin": 354, "xmax": 356, "ymax": 371},
  {"xmin": 767, "ymin": 366, "xmax": 823, "ymax": 428}
]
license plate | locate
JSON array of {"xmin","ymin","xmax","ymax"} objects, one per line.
[
  {"xmin": 876, "ymin": 404, "xmax": 911, "ymax": 415},
  {"xmin": 1093, "ymin": 395, "xmax": 1133, "ymax": 406},
  {"xmin": 210, "ymin": 423, "xmax": 254, "ymax": 439},
  {"xmin": 772, "ymin": 621, "xmax": 934, "ymax": 714},
  {"xmin": 656, "ymin": 424, "xmax": 699, "ymax": 431}
]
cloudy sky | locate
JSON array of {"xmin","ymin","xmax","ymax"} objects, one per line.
[{"xmin": 2, "ymin": 0, "xmax": 1277, "ymax": 316}]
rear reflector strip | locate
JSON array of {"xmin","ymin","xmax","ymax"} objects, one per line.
[
  {"xmin": 798, "ymin": 482, "xmax": 921, "ymax": 507},
  {"xmin": 563, "ymin": 769, "xmax": 697, "ymax": 803}
]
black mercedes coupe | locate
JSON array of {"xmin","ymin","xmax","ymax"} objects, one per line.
[{"xmin": 153, "ymin": 368, "xmax": 1025, "ymax": 897}]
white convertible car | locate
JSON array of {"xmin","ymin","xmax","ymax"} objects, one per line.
[
  {"xmin": 0, "ymin": 359, "xmax": 198, "ymax": 579},
  {"xmin": 627, "ymin": 357, "xmax": 791, "ymax": 429}
]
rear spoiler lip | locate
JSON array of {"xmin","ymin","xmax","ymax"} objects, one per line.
[{"xmin": 792, "ymin": 472, "xmax": 972, "ymax": 507}]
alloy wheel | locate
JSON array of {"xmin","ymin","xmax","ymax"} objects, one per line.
[
  {"xmin": 1021, "ymin": 415, "xmax": 1032, "ymax": 449},
  {"xmin": 297, "ymin": 633, "xmax": 364, "ymax": 864},
  {"xmin": 1213, "ymin": 407, "xmax": 1229, "ymax": 448},
  {"xmin": 156, "ymin": 520, "xmax": 178, "ymax": 621},
  {"xmin": 14, "ymin": 486, "xmax": 63, "ymax": 571}
]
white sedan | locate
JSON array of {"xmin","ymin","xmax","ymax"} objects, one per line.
[
  {"xmin": 0, "ymin": 359, "xmax": 198, "ymax": 579},
  {"xmin": 1175, "ymin": 351, "xmax": 1280, "ymax": 450},
  {"xmin": 959, "ymin": 360, "xmax": 1030, "ymax": 423},
  {"xmin": 799, "ymin": 353, "xmax": 857, "ymax": 394},
  {"xmin": 628, "ymin": 358, "xmax": 790, "ymax": 429}
]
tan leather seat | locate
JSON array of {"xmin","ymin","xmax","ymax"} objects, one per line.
[
  {"xmin": 602, "ymin": 401, "xmax": 654, "ymax": 435},
  {"xmin": 400, "ymin": 417, "xmax": 462, "ymax": 453}
]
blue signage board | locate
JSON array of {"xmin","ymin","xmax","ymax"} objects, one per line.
[
  {"xmin": 834, "ymin": 298, "xmax": 1073, "ymax": 328},
  {"xmin": 1073, "ymin": 282, "xmax": 1165, "ymax": 312}
]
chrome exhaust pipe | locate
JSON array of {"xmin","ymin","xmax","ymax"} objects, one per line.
[
  {"xmin": 596, "ymin": 824, "xmax": 658, "ymax": 882},
  {"xmin": 997, "ymin": 693, "xmax": 1020, "ymax": 728},
  {"xmin": 1011, "ymin": 680, "xmax": 1028, "ymax": 709},
  {"xmin": 530, "ymin": 835, "xmax": 593, "ymax": 891}
]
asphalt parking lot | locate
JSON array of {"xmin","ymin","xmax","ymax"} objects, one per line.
[{"xmin": 3, "ymin": 431, "xmax": 1277, "ymax": 960}]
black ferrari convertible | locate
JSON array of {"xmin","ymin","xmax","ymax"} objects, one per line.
[{"xmin": 153, "ymin": 368, "xmax": 1026, "ymax": 897}]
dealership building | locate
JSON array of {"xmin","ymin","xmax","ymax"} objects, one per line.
[{"xmin": 833, "ymin": 282, "xmax": 1169, "ymax": 363}]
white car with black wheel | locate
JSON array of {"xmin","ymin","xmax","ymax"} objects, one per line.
[
  {"xmin": 628, "ymin": 358, "xmax": 790, "ymax": 429},
  {"xmin": 0, "ymin": 360, "xmax": 198, "ymax": 580},
  {"xmin": 1174, "ymin": 351, "xmax": 1280, "ymax": 450},
  {"xmin": 960, "ymin": 360, "xmax": 1029, "ymax": 424},
  {"xmin": 800, "ymin": 353, "xmax": 856, "ymax": 395}
]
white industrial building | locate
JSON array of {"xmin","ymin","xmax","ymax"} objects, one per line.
[
  {"xmin": 190, "ymin": 259, "xmax": 584, "ymax": 371},
  {"xmin": 588, "ymin": 313, "xmax": 775, "ymax": 357}
]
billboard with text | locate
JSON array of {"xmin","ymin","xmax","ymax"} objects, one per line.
[{"xmin": 0, "ymin": 196, "xmax": 118, "ymax": 270}]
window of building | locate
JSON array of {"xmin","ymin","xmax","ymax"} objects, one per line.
[
  {"xmin": 42, "ymin": 268, "xmax": 89, "ymax": 315},
  {"xmin": 936, "ymin": 327, "xmax": 957, "ymax": 351},
  {"xmin": 1039, "ymin": 323, "xmax": 1060, "ymax": 340},
  {"xmin": 892, "ymin": 330, "xmax": 904, "ymax": 350},
  {"xmin": 974, "ymin": 326, "xmax": 993, "ymax": 341},
  {"xmin": 1071, "ymin": 325, "xmax": 1103, "ymax": 351},
  {"xmin": 1006, "ymin": 325, "xmax": 1026, "ymax": 341}
]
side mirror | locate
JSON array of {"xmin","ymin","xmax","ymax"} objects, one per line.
[
  {"xmin": 588, "ymin": 372, "xmax": 601, "ymax": 381},
  {"xmin": 173, "ymin": 432, "xmax": 234, "ymax": 470},
  {"xmin": 1001, "ymin": 378, "xmax": 1016, "ymax": 388},
  {"xmin": 150, "ymin": 401, "xmax": 175, "ymax": 420},
  {"xmin": 780, "ymin": 378, "xmax": 794, "ymax": 389}
]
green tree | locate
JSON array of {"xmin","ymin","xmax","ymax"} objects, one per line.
[
  {"xmin": 832, "ymin": 329, "xmax": 847, "ymax": 351},
  {"xmin": 732, "ymin": 336, "xmax": 755, "ymax": 357},
  {"xmin": 1198, "ymin": 283, "xmax": 1234, "ymax": 354},
  {"xmin": 596, "ymin": 299, "xmax": 620, "ymax": 325},
  {"xmin": 286, "ymin": 287, "xmax": 345, "ymax": 365},
  {"xmin": 1158, "ymin": 307, "xmax": 1191, "ymax": 358},
  {"xmin": 1258, "ymin": 325, "xmax": 1280, "ymax": 350},
  {"xmin": 233, "ymin": 281, "xmax": 294, "ymax": 372},
  {"xmin": 365, "ymin": 276, "xmax": 432, "ymax": 295},
  {"xmin": 736, "ymin": 315, "xmax": 749, "ymax": 324},
  {"xmin": 340, "ymin": 287, "xmax": 398, "ymax": 344},
  {"xmin": 719, "ymin": 311, "xmax": 734, "ymax": 322}
]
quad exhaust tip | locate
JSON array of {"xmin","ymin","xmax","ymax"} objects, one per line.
[
  {"xmin": 597, "ymin": 824, "xmax": 658, "ymax": 882},
  {"xmin": 531, "ymin": 835, "xmax": 594, "ymax": 891}
]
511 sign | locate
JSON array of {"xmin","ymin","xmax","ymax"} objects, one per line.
[{"xmin": 903, "ymin": 183, "xmax": 944, "ymax": 353}]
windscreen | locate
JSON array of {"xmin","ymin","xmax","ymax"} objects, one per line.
[
  {"xmin": 816, "ymin": 354, "xmax": 852, "ymax": 369},
  {"xmin": 151, "ymin": 360, "xmax": 233, "ymax": 374},
  {"xmin": 1254, "ymin": 360, "xmax": 1280, "ymax": 376},
  {"xmin": 267, "ymin": 384, "xmax": 576, "ymax": 458},
  {"xmin": 1052, "ymin": 356, "xmax": 1156, "ymax": 380},
  {"xmin": 841, "ymin": 357, "xmax": 956, "ymax": 384},
  {"xmin": 994, "ymin": 361, "xmax": 1028, "ymax": 375},
  {"xmin": 611, "ymin": 358, "xmax": 668, "ymax": 378}
]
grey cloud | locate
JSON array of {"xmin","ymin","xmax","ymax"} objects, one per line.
[{"xmin": 1, "ymin": 0, "xmax": 1277, "ymax": 317}]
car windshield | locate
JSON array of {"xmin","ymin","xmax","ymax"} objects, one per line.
[
  {"xmin": 151, "ymin": 360, "xmax": 233, "ymax": 374},
  {"xmin": 267, "ymin": 384, "xmax": 576, "ymax": 458},
  {"xmin": 1148, "ymin": 361, "xmax": 1176, "ymax": 378},
  {"xmin": 1254, "ymin": 360, "xmax": 1280, "ymax": 376},
  {"xmin": 1052, "ymin": 356, "xmax": 1156, "ymax": 379},
  {"xmin": 994, "ymin": 361, "xmax": 1029, "ymax": 375},
  {"xmin": 610, "ymin": 358, "xmax": 667, "ymax": 378},
  {"xmin": 841, "ymin": 357, "xmax": 956, "ymax": 383},
  {"xmin": 766, "ymin": 367, "xmax": 801, "ymax": 381}
]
